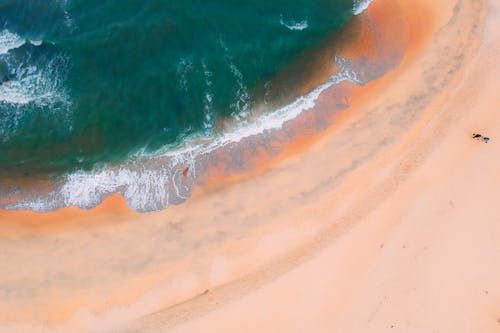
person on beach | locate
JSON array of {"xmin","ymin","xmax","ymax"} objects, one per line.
[{"xmin": 472, "ymin": 133, "xmax": 491, "ymax": 143}]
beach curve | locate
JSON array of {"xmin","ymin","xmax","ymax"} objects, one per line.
[{"xmin": 1, "ymin": 0, "xmax": 497, "ymax": 332}]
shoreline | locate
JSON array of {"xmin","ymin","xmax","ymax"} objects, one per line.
[
  {"xmin": 160, "ymin": 1, "xmax": 498, "ymax": 332},
  {"xmin": 0, "ymin": 0, "xmax": 411, "ymax": 229},
  {"xmin": 0, "ymin": 2, "xmax": 400, "ymax": 214},
  {"xmin": 0, "ymin": 0, "xmax": 495, "ymax": 332},
  {"xmin": 130, "ymin": 0, "xmax": 487, "ymax": 331}
]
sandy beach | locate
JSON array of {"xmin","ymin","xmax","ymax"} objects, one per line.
[{"xmin": 1, "ymin": 0, "xmax": 499, "ymax": 332}]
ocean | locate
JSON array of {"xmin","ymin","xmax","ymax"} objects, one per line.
[{"xmin": 0, "ymin": 0, "xmax": 372, "ymax": 211}]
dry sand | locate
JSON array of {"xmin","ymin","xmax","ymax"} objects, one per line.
[{"xmin": 1, "ymin": 0, "xmax": 499, "ymax": 332}]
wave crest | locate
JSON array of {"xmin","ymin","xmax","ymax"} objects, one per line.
[
  {"xmin": 280, "ymin": 16, "xmax": 309, "ymax": 31},
  {"xmin": 353, "ymin": 0, "xmax": 374, "ymax": 15}
]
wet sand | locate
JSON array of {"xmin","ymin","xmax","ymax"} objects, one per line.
[{"xmin": 1, "ymin": 0, "xmax": 499, "ymax": 332}]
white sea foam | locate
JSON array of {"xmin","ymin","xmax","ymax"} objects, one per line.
[
  {"xmin": 222, "ymin": 46, "xmax": 251, "ymax": 120},
  {"xmin": 60, "ymin": 167, "xmax": 182, "ymax": 211},
  {"xmin": 0, "ymin": 30, "xmax": 25, "ymax": 55},
  {"xmin": 0, "ymin": 52, "xmax": 72, "ymax": 141},
  {"xmin": 7, "ymin": 158, "xmax": 195, "ymax": 212},
  {"xmin": 280, "ymin": 16, "xmax": 309, "ymax": 31},
  {"xmin": 0, "ymin": 56, "xmax": 70, "ymax": 106},
  {"xmin": 30, "ymin": 40, "xmax": 43, "ymax": 46},
  {"xmin": 353, "ymin": 0, "xmax": 374, "ymax": 15},
  {"xmin": 5, "ymin": 56, "xmax": 362, "ymax": 212},
  {"xmin": 201, "ymin": 60, "xmax": 215, "ymax": 130}
]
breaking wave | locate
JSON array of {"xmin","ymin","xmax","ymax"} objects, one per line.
[
  {"xmin": 280, "ymin": 16, "xmax": 309, "ymax": 31},
  {"xmin": 352, "ymin": 0, "xmax": 374, "ymax": 15},
  {"xmin": 0, "ymin": 38, "xmax": 71, "ymax": 141},
  {"xmin": 0, "ymin": 55, "xmax": 69, "ymax": 106},
  {"xmin": 0, "ymin": 30, "xmax": 25, "ymax": 55}
]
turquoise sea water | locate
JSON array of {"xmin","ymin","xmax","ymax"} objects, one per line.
[{"xmin": 0, "ymin": 0, "xmax": 360, "ymax": 177}]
